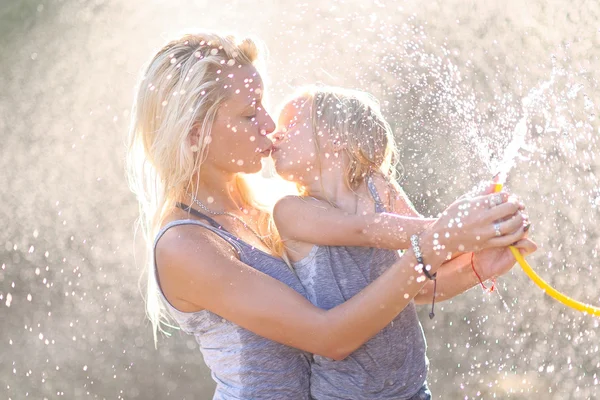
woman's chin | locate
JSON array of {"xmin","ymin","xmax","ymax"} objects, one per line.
[
  {"xmin": 231, "ymin": 160, "xmax": 263, "ymax": 175},
  {"xmin": 247, "ymin": 163, "xmax": 263, "ymax": 174}
]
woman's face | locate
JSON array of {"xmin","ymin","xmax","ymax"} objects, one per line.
[
  {"xmin": 270, "ymin": 97, "xmax": 319, "ymax": 183},
  {"xmin": 204, "ymin": 64, "xmax": 276, "ymax": 174}
]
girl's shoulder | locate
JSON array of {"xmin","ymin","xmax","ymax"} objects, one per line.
[
  {"xmin": 366, "ymin": 173, "xmax": 397, "ymax": 211},
  {"xmin": 275, "ymin": 194, "xmax": 327, "ymax": 205},
  {"xmin": 367, "ymin": 172, "xmax": 422, "ymax": 217},
  {"xmin": 273, "ymin": 195, "xmax": 329, "ymax": 219}
]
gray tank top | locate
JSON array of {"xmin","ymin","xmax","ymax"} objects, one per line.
[
  {"xmin": 153, "ymin": 208, "xmax": 311, "ymax": 400},
  {"xmin": 294, "ymin": 177, "xmax": 428, "ymax": 400}
]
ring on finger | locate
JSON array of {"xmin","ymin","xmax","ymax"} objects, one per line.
[
  {"xmin": 490, "ymin": 193, "xmax": 503, "ymax": 208},
  {"xmin": 494, "ymin": 222, "xmax": 502, "ymax": 237}
]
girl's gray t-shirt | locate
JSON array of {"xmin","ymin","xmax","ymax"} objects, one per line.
[{"xmin": 294, "ymin": 178, "xmax": 428, "ymax": 400}]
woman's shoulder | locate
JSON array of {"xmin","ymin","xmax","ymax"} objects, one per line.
[
  {"xmin": 156, "ymin": 218, "xmax": 237, "ymax": 262},
  {"xmin": 154, "ymin": 218, "xmax": 241, "ymax": 313}
]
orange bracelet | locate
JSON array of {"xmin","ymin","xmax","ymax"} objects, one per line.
[{"xmin": 471, "ymin": 252, "xmax": 496, "ymax": 292}]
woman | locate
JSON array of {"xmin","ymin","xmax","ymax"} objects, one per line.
[{"xmin": 126, "ymin": 32, "xmax": 533, "ymax": 399}]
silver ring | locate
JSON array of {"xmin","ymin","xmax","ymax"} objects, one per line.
[
  {"xmin": 490, "ymin": 193, "xmax": 503, "ymax": 207},
  {"xmin": 494, "ymin": 222, "xmax": 502, "ymax": 237}
]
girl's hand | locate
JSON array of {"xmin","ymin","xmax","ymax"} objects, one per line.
[
  {"xmin": 474, "ymin": 236, "xmax": 538, "ymax": 280},
  {"xmin": 426, "ymin": 191, "xmax": 527, "ymax": 255}
]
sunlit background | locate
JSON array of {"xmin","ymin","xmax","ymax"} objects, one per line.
[{"xmin": 1, "ymin": 0, "xmax": 599, "ymax": 398}]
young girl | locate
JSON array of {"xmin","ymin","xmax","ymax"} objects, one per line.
[{"xmin": 271, "ymin": 86, "xmax": 532, "ymax": 399}]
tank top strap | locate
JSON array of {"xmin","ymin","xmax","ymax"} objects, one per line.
[{"xmin": 365, "ymin": 174, "xmax": 387, "ymax": 213}]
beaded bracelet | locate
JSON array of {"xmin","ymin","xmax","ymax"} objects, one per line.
[
  {"xmin": 410, "ymin": 234, "xmax": 437, "ymax": 319},
  {"xmin": 410, "ymin": 234, "xmax": 437, "ymax": 280}
]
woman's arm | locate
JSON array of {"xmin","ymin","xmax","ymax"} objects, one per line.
[
  {"xmin": 414, "ymin": 253, "xmax": 479, "ymax": 304},
  {"xmin": 156, "ymin": 223, "xmax": 447, "ymax": 361},
  {"xmin": 414, "ymin": 237, "xmax": 537, "ymax": 304},
  {"xmin": 273, "ymin": 195, "xmax": 435, "ymax": 251}
]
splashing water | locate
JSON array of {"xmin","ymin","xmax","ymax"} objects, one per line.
[
  {"xmin": 379, "ymin": 31, "xmax": 600, "ymax": 395},
  {"xmin": 491, "ymin": 116, "xmax": 528, "ymax": 185},
  {"xmin": 491, "ymin": 59, "xmax": 598, "ymax": 186},
  {"xmin": 3, "ymin": 1, "xmax": 600, "ymax": 399}
]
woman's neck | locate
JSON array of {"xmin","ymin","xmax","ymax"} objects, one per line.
[{"xmin": 187, "ymin": 164, "xmax": 246, "ymax": 213}]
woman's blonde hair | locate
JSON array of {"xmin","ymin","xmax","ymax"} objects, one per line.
[
  {"xmin": 126, "ymin": 32, "xmax": 283, "ymax": 346},
  {"xmin": 292, "ymin": 85, "xmax": 402, "ymax": 196}
]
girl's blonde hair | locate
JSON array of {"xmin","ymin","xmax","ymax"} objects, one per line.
[
  {"xmin": 292, "ymin": 85, "xmax": 402, "ymax": 196},
  {"xmin": 126, "ymin": 32, "xmax": 283, "ymax": 346}
]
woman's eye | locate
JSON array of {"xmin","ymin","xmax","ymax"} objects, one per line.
[{"xmin": 246, "ymin": 115, "xmax": 256, "ymax": 120}]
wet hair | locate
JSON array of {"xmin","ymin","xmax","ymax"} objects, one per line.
[
  {"xmin": 126, "ymin": 32, "xmax": 282, "ymax": 346},
  {"xmin": 294, "ymin": 85, "xmax": 402, "ymax": 196}
]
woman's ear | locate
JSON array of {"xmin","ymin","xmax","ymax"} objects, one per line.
[{"xmin": 189, "ymin": 127, "xmax": 201, "ymax": 152}]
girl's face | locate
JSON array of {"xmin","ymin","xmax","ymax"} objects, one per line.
[
  {"xmin": 204, "ymin": 64, "xmax": 276, "ymax": 174},
  {"xmin": 270, "ymin": 97, "xmax": 320, "ymax": 183}
]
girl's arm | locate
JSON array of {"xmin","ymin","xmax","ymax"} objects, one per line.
[{"xmin": 273, "ymin": 195, "xmax": 435, "ymax": 251}]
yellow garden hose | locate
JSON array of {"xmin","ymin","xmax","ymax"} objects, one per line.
[{"xmin": 494, "ymin": 183, "xmax": 600, "ymax": 316}]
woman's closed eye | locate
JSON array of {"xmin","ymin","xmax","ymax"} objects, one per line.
[{"xmin": 244, "ymin": 102, "xmax": 258, "ymax": 120}]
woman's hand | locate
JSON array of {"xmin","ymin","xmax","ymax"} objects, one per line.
[{"xmin": 473, "ymin": 236, "xmax": 538, "ymax": 280}]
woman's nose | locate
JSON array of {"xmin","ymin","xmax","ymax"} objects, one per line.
[{"xmin": 259, "ymin": 108, "xmax": 276, "ymax": 136}]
